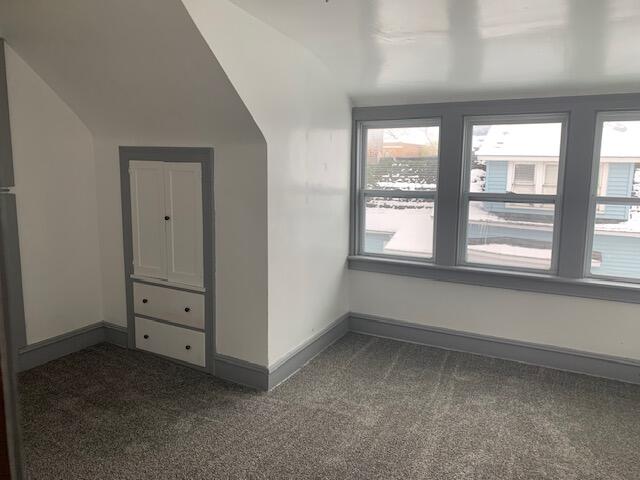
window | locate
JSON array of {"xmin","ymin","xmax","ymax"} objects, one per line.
[
  {"xmin": 512, "ymin": 163, "xmax": 536, "ymax": 194},
  {"xmin": 459, "ymin": 115, "xmax": 567, "ymax": 271},
  {"xmin": 357, "ymin": 120, "xmax": 440, "ymax": 259},
  {"xmin": 588, "ymin": 112, "xmax": 640, "ymax": 281},
  {"xmin": 350, "ymin": 95, "xmax": 640, "ymax": 304}
]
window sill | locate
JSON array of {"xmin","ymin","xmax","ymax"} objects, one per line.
[{"xmin": 347, "ymin": 255, "xmax": 640, "ymax": 304}]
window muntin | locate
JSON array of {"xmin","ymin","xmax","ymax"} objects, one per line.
[
  {"xmin": 588, "ymin": 113, "xmax": 640, "ymax": 281},
  {"xmin": 460, "ymin": 115, "xmax": 567, "ymax": 272},
  {"xmin": 358, "ymin": 120, "xmax": 440, "ymax": 260}
]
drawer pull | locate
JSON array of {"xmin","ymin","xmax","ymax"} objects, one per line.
[
  {"xmin": 185, "ymin": 345, "xmax": 191, "ymax": 350},
  {"xmin": 164, "ymin": 215, "xmax": 170, "ymax": 221},
  {"xmin": 143, "ymin": 334, "xmax": 149, "ymax": 339},
  {"xmin": 142, "ymin": 298, "xmax": 148, "ymax": 304},
  {"xmin": 184, "ymin": 307, "xmax": 191, "ymax": 312}
]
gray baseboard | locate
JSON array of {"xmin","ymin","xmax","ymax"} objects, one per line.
[
  {"xmin": 214, "ymin": 353, "xmax": 269, "ymax": 390},
  {"xmin": 104, "ymin": 322, "xmax": 128, "ymax": 347},
  {"xmin": 349, "ymin": 313, "xmax": 640, "ymax": 385},
  {"xmin": 18, "ymin": 322, "xmax": 107, "ymax": 372},
  {"xmin": 268, "ymin": 313, "xmax": 350, "ymax": 389},
  {"xmin": 18, "ymin": 321, "xmax": 129, "ymax": 372},
  {"xmin": 214, "ymin": 313, "xmax": 350, "ymax": 391},
  {"xmin": 17, "ymin": 312, "xmax": 640, "ymax": 387}
]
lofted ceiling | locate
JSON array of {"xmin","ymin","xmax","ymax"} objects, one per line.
[{"xmin": 231, "ymin": 0, "xmax": 640, "ymax": 106}]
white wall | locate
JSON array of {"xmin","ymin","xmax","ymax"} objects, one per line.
[
  {"xmin": 1, "ymin": 0, "xmax": 270, "ymax": 365},
  {"xmin": 350, "ymin": 270, "xmax": 640, "ymax": 360},
  {"xmin": 183, "ymin": 0, "xmax": 352, "ymax": 366},
  {"xmin": 4, "ymin": 45, "xmax": 103, "ymax": 344}
]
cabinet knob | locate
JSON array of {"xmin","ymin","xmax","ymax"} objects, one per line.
[
  {"xmin": 164, "ymin": 215, "xmax": 170, "ymax": 221},
  {"xmin": 185, "ymin": 345, "xmax": 191, "ymax": 350},
  {"xmin": 143, "ymin": 334, "xmax": 149, "ymax": 339},
  {"xmin": 184, "ymin": 307, "xmax": 191, "ymax": 313},
  {"xmin": 142, "ymin": 298, "xmax": 148, "ymax": 304}
]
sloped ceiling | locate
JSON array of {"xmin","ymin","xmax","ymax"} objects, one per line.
[
  {"xmin": 0, "ymin": 0, "xmax": 263, "ymax": 143},
  {"xmin": 231, "ymin": 0, "xmax": 640, "ymax": 106}
]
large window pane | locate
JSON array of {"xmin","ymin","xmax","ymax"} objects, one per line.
[
  {"xmin": 363, "ymin": 197, "xmax": 434, "ymax": 258},
  {"xmin": 366, "ymin": 126, "xmax": 440, "ymax": 191},
  {"xmin": 466, "ymin": 201, "xmax": 555, "ymax": 270},
  {"xmin": 588, "ymin": 114, "xmax": 640, "ymax": 281},
  {"xmin": 470, "ymin": 122, "xmax": 563, "ymax": 194},
  {"xmin": 596, "ymin": 120, "xmax": 640, "ymax": 198},
  {"xmin": 590, "ymin": 205, "xmax": 640, "ymax": 280}
]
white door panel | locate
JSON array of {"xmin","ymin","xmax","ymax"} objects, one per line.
[
  {"xmin": 164, "ymin": 163, "xmax": 203, "ymax": 287},
  {"xmin": 129, "ymin": 161, "xmax": 167, "ymax": 279}
]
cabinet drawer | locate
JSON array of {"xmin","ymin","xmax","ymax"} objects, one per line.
[
  {"xmin": 135, "ymin": 317, "xmax": 205, "ymax": 367},
  {"xmin": 133, "ymin": 282, "xmax": 204, "ymax": 329}
]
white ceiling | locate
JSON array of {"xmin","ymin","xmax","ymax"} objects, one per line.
[{"xmin": 231, "ymin": 0, "xmax": 640, "ymax": 106}]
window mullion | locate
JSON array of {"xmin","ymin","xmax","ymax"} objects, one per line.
[
  {"xmin": 556, "ymin": 104, "xmax": 597, "ymax": 278},
  {"xmin": 434, "ymin": 111, "xmax": 464, "ymax": 267}
]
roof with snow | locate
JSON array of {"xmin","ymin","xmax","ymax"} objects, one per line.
[{"xmin": 476, "ymin": 121, "xmax": 640, "ymax": 158}]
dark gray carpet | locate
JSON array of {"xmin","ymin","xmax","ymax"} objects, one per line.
[{"xmin": 18, "ymin": 333, "xmax": 640, "ymax": 479}]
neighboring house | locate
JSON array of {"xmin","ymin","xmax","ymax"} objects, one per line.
[{"xmin": 474, "ymin": 122, "xmax": 640, "ymax": 277}]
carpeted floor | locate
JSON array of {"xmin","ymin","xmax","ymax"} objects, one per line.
[{"xmin": 18, "ymin": 333, "xmax": 640, "ymax": 479}]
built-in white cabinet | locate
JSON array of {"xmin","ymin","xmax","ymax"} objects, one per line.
[
  {"xmin": 129, "ymin": 161, "xmax": 203, "ymax": 288},
  {"xmin": 122, "ymin": 148, "xmax": 211, "ymax": 371}
]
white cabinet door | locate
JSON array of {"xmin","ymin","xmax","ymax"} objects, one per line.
[
  {"xmin": 129, "ymin": 161, "xmax": 167, "ymax": 279},
  {"xmin": 164, "ymin": 163, "xmax": 203, "ymax": 287}
]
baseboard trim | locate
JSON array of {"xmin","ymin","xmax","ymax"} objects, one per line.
[
  {"xmin": 214, "ymin": 353, "xmax": 269, "ymax": 390},
  {"xmin": 18, "ymin": 322, "xmax": 106, "ymax": 372},
  {"xmin": 18, "ymin": 321, "xmax": 129, "ymax": 372},
  {"xmin": 18, "ymin": 312, "xmax": 640, "ymax": 387},
  {"xmin": 213, "ymin": 313, "xmax": 350, "ymax": 391},
  {"xmin": 349, "ymin": 312, "xmax": 640, "ymax": 385},
  {"xmin": 104, "ymin": 322, "xmax": 128, "ymax": 347},
  {"xmin": 268, "ymin": 313, "xmax": 350, "ymax": 389}
]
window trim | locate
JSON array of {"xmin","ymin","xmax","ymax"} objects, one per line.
[
  {"xmin": 584, "ymin": 110, "xmax": 640, "ymax": 284},
  {"xmin": 457, "ymin": 113, "xmax": 569, "ymax": 274},
  {"xmin": 355, "ymin": 118, "xmax": 442, "ymax": 262},
  {"xmin": 349, "ymin": 93, "xmax": 640, "ymax": 304}
]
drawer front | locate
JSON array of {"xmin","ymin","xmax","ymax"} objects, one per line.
[
  {"xmin": 135, "ymin": 317, "xmax": 205, "ymax": 367},
  {"xmin": 133, "ymin": 282, "xmax": 204, "ymax": 329}
]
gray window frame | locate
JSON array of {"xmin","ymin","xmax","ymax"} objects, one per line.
[
  {"xmin": 355, "ymin": 118, "xmax": 441, "ymax": 262},
  {"xmin": 585, "ymin": 110, "xmax": 640, "ymax": 284},
  {"xmin": 457, "ymin": 113, "xmax": 569, "ymax": 274},
  {"xmin": 348, "ymin": 93, "xmax": 640, "ymax": 304}
]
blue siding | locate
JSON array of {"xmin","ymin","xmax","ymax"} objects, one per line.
[
  {"xmin": 364, "ymin": 232, "xmax": 392, "ymax": 254},
  {"xmin": 602, "ymin": 163, "xmax": 634, "ymax": 220},
  {"xmin": 467, "ymin": 223, "xmax": 552, "ymax": 245},
  {"xmin": 485, "ymin": 161, "xmax": 508, "ymax": 193},
  {"xmin": 591, "ymin": 233, "xmax": 640, "ymax": 279}
]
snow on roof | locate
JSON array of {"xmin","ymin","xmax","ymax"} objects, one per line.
[
  {"xmin": 600, "ymin": 121, "xmax": 640, "ymax": 158},
  {"xmin": 381, "ymin": 127, "xmax": 439, "ymax": 146},
  {"xmin": 475, "ymin": 123, "xmax": 562, "ymax": 157},
  {"xmin": 476, "ymin": 121, "xmax": 640, "ymax": 158}
]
